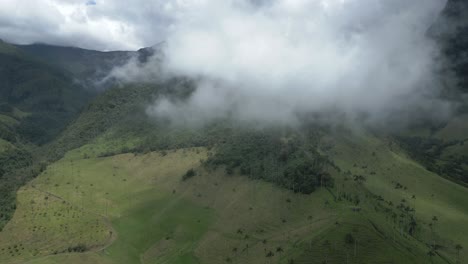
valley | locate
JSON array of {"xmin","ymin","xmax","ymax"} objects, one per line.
[{"xmin": 1, "ymin": 1, "xmax": 468, "ymax": 263}]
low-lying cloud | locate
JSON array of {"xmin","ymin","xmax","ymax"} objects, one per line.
[{"xmin": 143, "ymin": 0, "xmax": 450, "ymax": 126}]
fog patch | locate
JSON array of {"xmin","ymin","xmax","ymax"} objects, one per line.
[{"xmin": 117, "ymin": 0, "xmax": 453, "ymax": 127}]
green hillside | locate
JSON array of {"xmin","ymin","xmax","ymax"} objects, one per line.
[
  {"xmin": 0, "ymin": 64, "xmax": 465, "ymax": 263},
  {"xmin": 0, "ymin": 128, "xmax": 467, "ymax": 264},
  {"xmin": 0, "ymin": 1, "xmax": 467, "ymax": 262},
  {"xmin": 397, "ymin": 112, "xmax": 468, "ymax": 186},
  {"xmin": 0, "ymin": 41, "xmax": 92, "ymax": 144},
  {"xmin": 0, "ymin": 41, "xmax": 93, "ymax": 233},
  {"xmin": 0, "ymin": 67, "xmax": 462, "ymax": 263},
  {"xmin": 16, "ymin": 43, "xmax": 160, "ymax": 90}
]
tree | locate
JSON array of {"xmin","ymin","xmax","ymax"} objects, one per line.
[
  {"xmin": 431, "ymin": 216, "xmax": 439, "ymax": 248},
  {"xmin": 427, "ymin": 250, "xmax": 436, "ymax": 264},
  {"xmin": 408, "ymin": 217, "xmax": 417, "ymax": 236},
  {"xmin": 344, "ymin": 233, "xmax": 355, "ymax": 245},
  {"xmin": 266, "ymin": 250, "xmax": 275, "ymax": 264},
  {"xmin": 276, "ymin": 246, "xmax": 284, "ymax": 260},
  {"xmin": 182, "ymin": 168, "xmax": 196, "ymax": 181},
  {"xmin": 456, "ymin": 244, "xmax": 463, "ymax": 264}
]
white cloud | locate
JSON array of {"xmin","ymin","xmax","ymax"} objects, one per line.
[
  {"xmin": 0, "ymin": 0, "xmax": 172, "ymax": 50},
  {"xmin": 146, "ymin": 0, "xmax": 450, "ymax": 126},
  {"xmin": 0, "ymin": 0, "xmax": 453, "ymax": 126}
]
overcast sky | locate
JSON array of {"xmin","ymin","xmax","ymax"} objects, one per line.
[
  {"xmin": 0, "ymin": 0, "xmax": 178, "ymax": 51},
  {"xmin": 0, "ymin": 0, "xmax": 448, "ymax": 53}
]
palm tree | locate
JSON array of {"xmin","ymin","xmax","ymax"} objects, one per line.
[
  {"xmin": 276, "ymin": 246, "xmax": 284, "ymax": 260},
  {"xmin": 427, "ymin": 250, "xmax": 436, "ymax": 264},
  {"xmin": 266, "ymin": 251, "xmax": 274, "ymax": 264},
  {"xmin": 455, "ymin": 244, "xmax": 463, "ymax": 264},
  {"xmin": 322, "ymin": 240, "xmax": 331, "ymax": 262},
  {"xmin": 408, "ymin": 217, "xmax": 417, "ymax": 236},
  {"xmin": 431, "ymin": 216, "xmax": 438, "ymax": 248},
  {"xmin": 232, "ymin": 247, "xmax": 238, "ymax": 263},
  {"xmin": 354, "ymin": 238, "xmax": 358, "ymax": 257}
]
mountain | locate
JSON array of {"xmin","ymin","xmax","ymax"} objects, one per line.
[
  {"xmin": 0, "ymin": 40, "xmax": 95, "ymax": 230},
  {"xmin": 431, "ymin": 0, "xmax": 468, "ymax": 93},
  {"xmin": 16, "ymin": 43, "xmax": 162, "ymax": 90},
  {"xmin": 0, "ymin": 1, "xmax": 467, "ymax": 263},
  {"xmin": 400, "ymin": 0, "xmax": 468, "ymax": 187},
  {"xmin": 0, "ymin": 40, "xmax": 164, "ymax": 235},
  {"xmin": 0, "ymin": 40, "xmax": 92, "ymax": 144},
  {"xmin": 0, "ymin": 82, "xmax": 467, "ymax": 263}
]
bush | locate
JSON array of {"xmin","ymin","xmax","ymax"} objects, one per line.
[
  {"xmin": 182, "ymin": 168, "xmax": 196, "ymax": 181},
  {"xmin": 345, "ymin": 233, "xmax": 355, "ymax": 244},
  {"xmin": 67, "ymin": 244, "xmax": 87, "ymax": 253}
]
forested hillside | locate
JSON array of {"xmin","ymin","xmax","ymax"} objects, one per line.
[
  {"xmin": 0, "ymin": 1, "xmax": 468, "ymax": 263},
  {"xmin": 0, "ymin": 40, "xmax": 91, "ymax": 230}
]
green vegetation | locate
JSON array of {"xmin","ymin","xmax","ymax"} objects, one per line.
[
  {"xmin": 0, "ymin": 149, "xmax": 215, "ymax": 263},
  {"xmin": 182, "ymin": 168, "xmax": 197, "ymax": 181},
  {"xmin": 43, "ymin": 79, "xmax": 196, "ymax": 161},
  {"xmin": 15, "ymin": 43, "xmax": 146, "ymax": 89},
  {"xmin": 205, "ymin": 129, "xmax": 335, "ymax": 194},
  {"xmin": 0, "ymin": 146, "xmax": 32, "ymax": 176},
  {"xmin": 396, "ymin": 114, "xmax": 468, "ymax": 186},
  {"xmin": 322, "ymin": 131, "xmax": 468, "ymax": 263},
  {"xmin": 1, "ymin": 130, "xmax": 467, "ymax": 264},
  {"xmin": 0, "ymin": 41, "xmax": 92, "ymax": 232},
  {"xmin": 0, "ymin": 67, "xmax": 463, "ymax": 263},
  {"xmin": 0, "ymin": 60, "xmax": 465, "ymax": 263},
  {"xmin": 44, "ymin": 82, "xmax": 338, "ymax": 196},
  {"xmin": 1, "ymin": 13, "xmax": 468, "ymax": 263},
  {"xmin": 0, "ymin": 40, "xmax": 91, "ymax": 145}
]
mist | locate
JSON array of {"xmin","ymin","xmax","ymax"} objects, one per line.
[{"xmin": 138, "ymin": 0, "xmax": 451, "ymax": 126}]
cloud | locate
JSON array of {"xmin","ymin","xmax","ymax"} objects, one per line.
[
  {"xmin": 0, "ymin": 0, "xmax": 174, "ymax": 51},
  {"xmin": 145, "ymin": 0, "xmax": 451, "ymax": 126},
  {"xmin": 101, "ymin": 44, "xmax": 165, "ymax": 84},
  {"xmin": 0, "ymin": 0, "xmax": 453, "ymax": 127}
]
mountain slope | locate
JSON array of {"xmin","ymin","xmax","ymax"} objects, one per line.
[
  {"xmin": 16, "ymin": 43, "xmax": 161, "ymax": 90},
  {"xmin": 0, "ymin": 1, "xmax": 468, "ymax": 263},
  {"xmin": 0, "ymin": 40, "xmax": 91, "ymax": 144},
  {"xmin": 1, "ymin": 128, "xmax": 467, "ymax": 264},
  {"xmin": 1, "ymin": 75, "xmax": 467, "ymax": 264},
  {"xmin": 0, "ymin": 40, "xmax": 93, "ymax": 232},
  {"xmin": 431, "ymin": 0, "xmax": 468, "ymax": 93}
]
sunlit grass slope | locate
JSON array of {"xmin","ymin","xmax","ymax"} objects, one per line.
[
  {"xmin": 0, "ymin": 147, "xmax": 337, "ymax": 264},
  {"xmin": 319, "ymin": 131, "xmax": 468, "ymax": 263},
  {"xmin": 1, "ymin": 129, "xmax": 468, "ymax": 264}
]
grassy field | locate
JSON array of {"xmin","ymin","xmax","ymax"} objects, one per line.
[
  {"xmin": 321, "ymin": 131, "xmax": 468, "ymax": 262},
  {"xmin": 0, "ymin": 130, "xmax": 467, "ymax": 263},
  {"xmin": 0, "ymin": 146, "xmax": 337, "ymax": 264}
]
